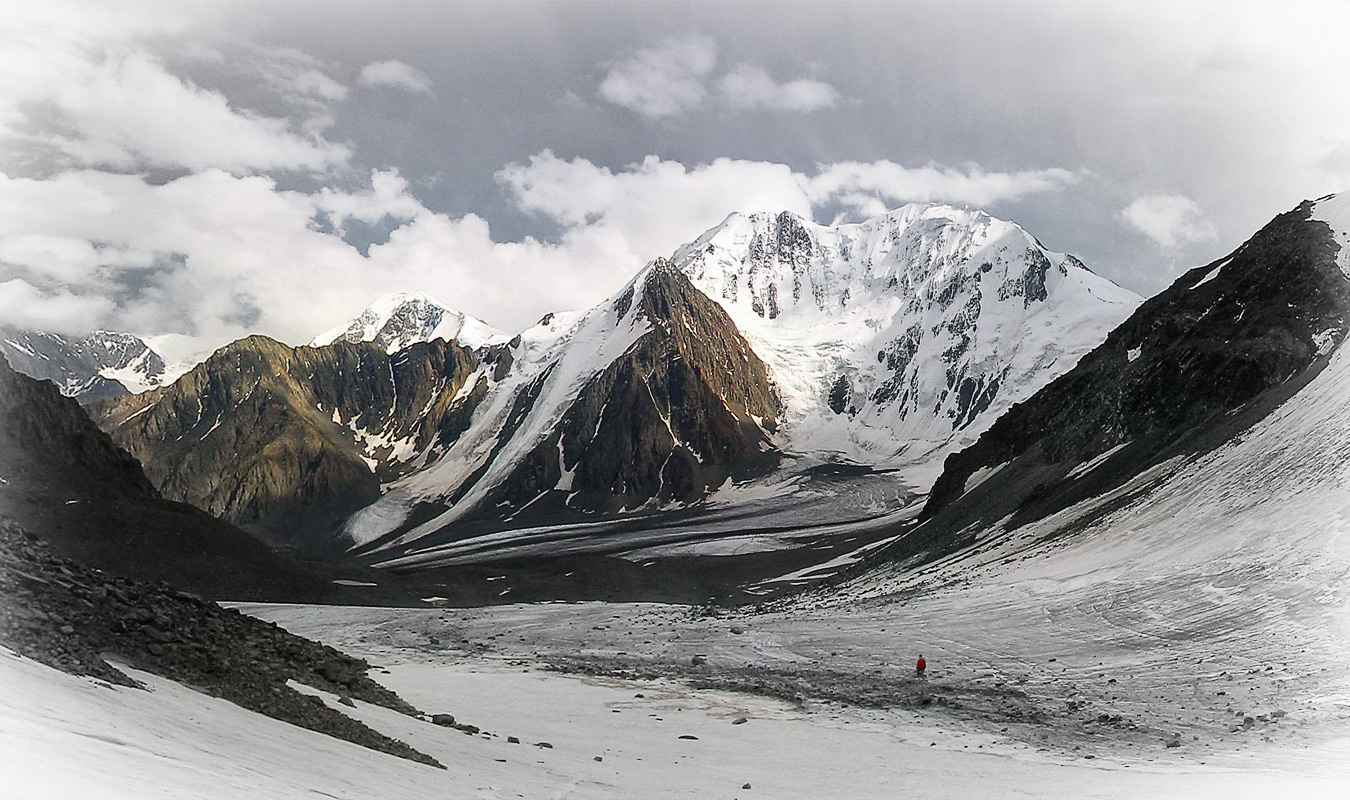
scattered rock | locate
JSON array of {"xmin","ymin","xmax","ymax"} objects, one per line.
[
  {"xmin": 535, "ymin": 742, "xmax": 553, "ymax": 749},
  {"xmin": 593, "ymin": 756, "xmax": 603, "ymax": 762},
  {"xmin": 732, "ymin": 717, "xmax": 748, "ymax": 725},
  {"xmin": 0, "ymin": 520, "xmax": 441, "ymax": 770},
  {"xmin": 679, "ymin": 735, "xmax": 699, "ymax": 740},
  {"xmin": 431, "ymin": 714, "xmax": 456, "ymax": 727},
  {"xmin": 743, "ymin": 783, "xmax": 752, "ymax": 789},
  {"xmin": 507, "ymin": 736, "xmax": 520, "ymax": 744}
]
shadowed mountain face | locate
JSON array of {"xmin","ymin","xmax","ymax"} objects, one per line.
[
  {"xmin": 91, "ymin": 336, "xmax": 481, "ymax": 552},
  {"xmin": 893, "ymin": 198, "xmax": 1350, "ymax": 564},
  {"xmin": 0, "ymin": 357, "xmax": 326, "ymax": 600},
  {"xmin": 454, "ymin": 260, "xmax": 782, "ymax": 521}
]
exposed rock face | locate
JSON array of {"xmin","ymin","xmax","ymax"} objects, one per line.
[
  {"xmin": 897, "ymin": 198, "xmax": 1350, "ymax": 563},
  {"xmin": 470, "ymin": 261, "xmax": 781, "ymax": 517},
  {"xmin": 0, "ymin": 357, "xmax": 324, "ymax": 599},
  {"xmin": 0, "ymin": 326, "xmax": 166, "ymax": 402},
  {"xmin": 91, "ymin": 335, "xmax": 480, "ymax": 550}
]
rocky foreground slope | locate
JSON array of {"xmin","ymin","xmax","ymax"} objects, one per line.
[
  {"xmin": 0, "ymin": 519, "xmax": 441, "ymax": 767},
  {"xmin": 0, "ymin": 357, "xmax": 333, "ymax": 599}
]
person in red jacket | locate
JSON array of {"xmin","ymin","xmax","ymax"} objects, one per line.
[{"xmin": 916, "ymin": 654, "xmax": 926, "ymax": 677}]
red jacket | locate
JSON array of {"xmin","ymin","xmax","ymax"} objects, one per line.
[{"xmin": 916, "ymin": 657, "xmax": 926, "ymax": 671}]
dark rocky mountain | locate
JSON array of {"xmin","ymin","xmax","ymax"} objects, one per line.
[
  {"xmin": 879, "ymin": 197, "xmax": 1350, "ymax": 566},
  {"xmin": 430, "ymin": 259, "xmax": 781, "ymax": 522},
  {"xmin": 0, "ymin": 356, "xmax": 328, "ymax": 599},
  {"xmin": 0, "ymin": 326, "xmax": 166, "ymax": 402},
  {"xmin": 91, "ymin": 335, "xmax": 481, "ymax": 552}
]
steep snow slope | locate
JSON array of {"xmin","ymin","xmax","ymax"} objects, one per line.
[
  {"xmin": 311, "ymin": 291, "xmax": 510, "ymax": 353},
  {"xmin": 807, "ymin": 194, "xmax": 1350, "ymax": 750},
  {"xmin": 673, "ymin": 204, "xmax": 1140, "ymax": 481}
]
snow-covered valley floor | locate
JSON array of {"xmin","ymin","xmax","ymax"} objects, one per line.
[{"xmin": 7, "ymin": 588, "xmax": 1346, "ymax": 799}]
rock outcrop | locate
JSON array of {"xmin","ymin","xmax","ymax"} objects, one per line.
[{"xmin": 91, "ymin": 336, "xmax": 481, "ymax": 551}]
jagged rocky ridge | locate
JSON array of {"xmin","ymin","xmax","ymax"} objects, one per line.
[
  {"xmin": 310, "ymin": 290, "xmax": 508, "ymax": 353},
  {"xmin": 92, "ymin": 336, "xmax": 482, "ymax": 551},
  {"xmin": 0, "ymin": 356, "xmax": 333, "ymax": 599},
  {"xmin": 875, "ymin": 195, "xmax": 1350, "ymax": 567},
  {"xmin": 673, "ymin": 204, "xmax": 1141, "ymax": 481},
  {"xmin": 0, "ymin": 326, "xmax": 166, "ymax": 402},
  {"xmin": 91, "ymin": 263, "xmax": 780, "ymax": 554}
]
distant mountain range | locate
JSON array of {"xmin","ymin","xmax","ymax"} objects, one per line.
[
  {"xmin": 0, "ymin": 328, "xmax": 167, "ymax": 403},
  {"xmin": 7, "ymin": 193, "xmax": 1350, "ymax": 605},
  {"xmin": 82, "ymin": 203, "xmax": 1138, "ymax": 559}
]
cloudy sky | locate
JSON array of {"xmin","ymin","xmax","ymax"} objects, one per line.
[{"xmin": 2, "ymin": 0, "xmax": 1349, "ymax": 360}]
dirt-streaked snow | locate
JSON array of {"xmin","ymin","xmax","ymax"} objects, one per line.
[{"xmin": 5, "ymin": 624, "xmax": 1346, "ymax": 800}]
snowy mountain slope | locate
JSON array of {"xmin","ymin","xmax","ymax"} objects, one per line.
[
  {"xmin": 310, "ymin": 291, "xmax": 510, "ymax": 353},
  {"xmin": 891, "ymin": 194, "xmax": 1350, "ymax": 567},
  {"xmin": 672, "ymin": 204, "xmax": 1141, "ymax": 485},
  {"xmin": 822, "ymin": 263, "xmax": 1350, "ymax": 744},
  {"xmin": 0, "ymin": 327, "xmax": 167, "ymax": 402},
  {"xmin": 346, "ymin": 260, "xmax": 780, "ymax": 554}
]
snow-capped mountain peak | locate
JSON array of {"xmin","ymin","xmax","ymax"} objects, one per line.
[
  {"xmin": 671, "ymin": 202, "xmax": 1142, "ymax": 478},
  {"xmin": 0, "ymin": 327, "xmax": 166, "ymax": 401},
  {"xmin": 309, "ymin": 292, "xmax": 509, "ymax": 353}
]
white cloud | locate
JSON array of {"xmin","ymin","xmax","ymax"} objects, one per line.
[
  {"xmin": 0, "ymin": 278, "xmax": 115, "ymax": 335},
  {"xmin": 718, "ymin": 64, "xmax": 839, "ymax": 112},
  {"xmin": 597, "ymin": 38, "xmax": 842, "ymax": 118},
  {"xmin": 1120, "ymin": 194, "xmax": 1218, "ymax": 248},
  {"xmin": 807, "ymin": 161, "xmax": 1081, "ymax": 216},
  {"xmin": 0, "ymin": 149, "xmax": 1083, "ymax": 352},
  {"xmin": 500, "ymin": 150, "xmax": 1081, "ymax": 254},
  {"xmin": 0, "ymin": 5, "xmax": 349, "ymax": 176},
  {"xmin": 50, "ymin": 52, "xmax": 349, "ymax": 174},
  {"xmin": 598, "ymin": 36, "xmax": 717, "ymax": 118},
  {"xmin": 358, "ymin": 60, "xmax": 435, "ymax": 95}
]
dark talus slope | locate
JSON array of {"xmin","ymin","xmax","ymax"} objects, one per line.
[
  {"xmin": 0, "ymin": 520, "xmax": 441, "ymax": 768},
  {"xmin": 892, "ymin": 198, "xmax": 1350, "ymax": 562},
  {"xmin": 0, "ymin": 357, "xmax": 325, "ymax": 600},
  {"xmin": 92, "ymin": 335, "xmax": 480, "ymax": 552}
]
